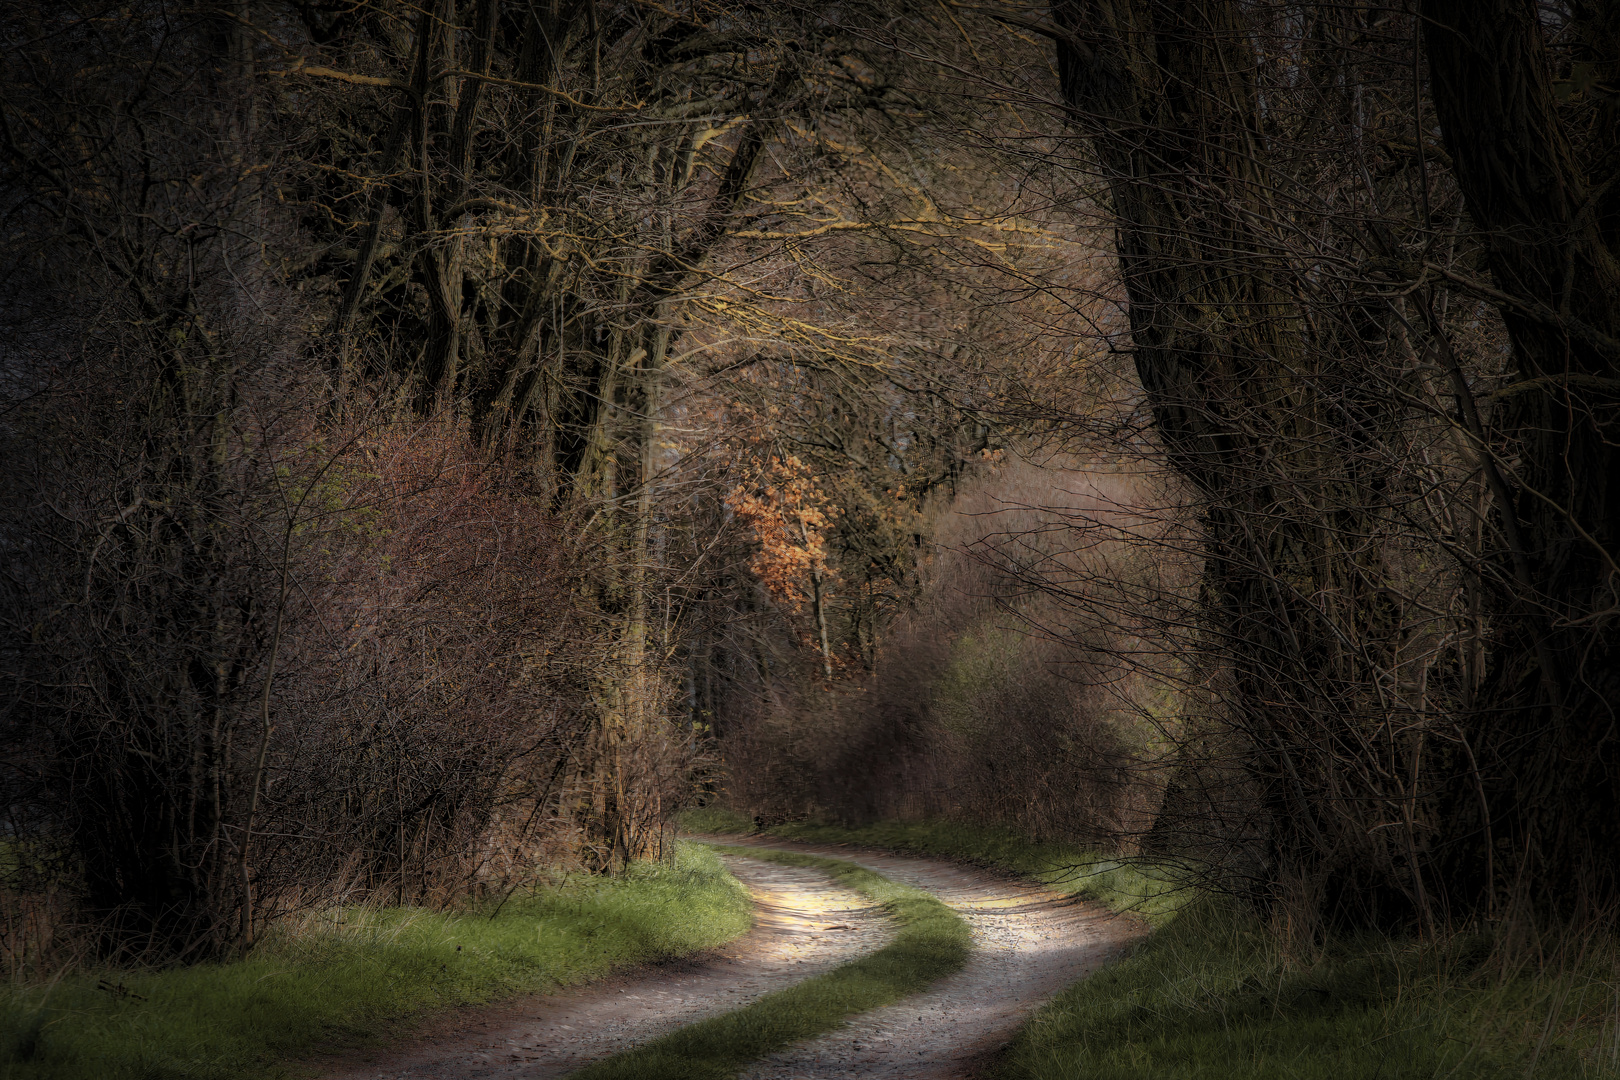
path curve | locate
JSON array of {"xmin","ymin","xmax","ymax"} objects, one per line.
[
  {"xmin": 317, "ymin": 855, "xmax": 892, "ymax": 1079},
  {"xmin": 318, "ymin": 839, "xmax": 1144, "ymax": 1079},
  {"xmin": 710, "ymin": 835, "xmax": 1145, "ymax": 1079}
]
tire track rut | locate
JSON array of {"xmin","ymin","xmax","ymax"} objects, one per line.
[
  {"xmin": 318, "ymin": 856, "xmax": 890, "ymax": 1079},
  {"xmin": 713, "ymin": 836, "xmax": 1144, "ymax": 1079},
  {"xmin": 319, "ymin": 839, "xmax": 1142, "ymax": 1079}
]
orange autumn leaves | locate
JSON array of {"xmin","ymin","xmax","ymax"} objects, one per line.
[{"xmin": 725, "ymin": 454, "xmax": 837, "ymax": 611}]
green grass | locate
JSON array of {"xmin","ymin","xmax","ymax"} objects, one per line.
[
  {"xmin": 1001, "ymin": 900, "xmax": 1620, "ymax": 1079},
  {"xmin": 677, "ymin": 810, "xmax": 1185, "ymax": 923},
  {"xmin": 570, "ymin": 844, "xmax": 971, "ymax": 1080},
  {"xmin": 0, "ymin": 842, "xmax": 752, "ymax": 1080},
  {"xmin": 680, "ymin": 810, "xmax": 1620, "ymax": 1079},
  {"xmin": 677, "ymin": 804, "xmax": 756, "ymax": 835}
]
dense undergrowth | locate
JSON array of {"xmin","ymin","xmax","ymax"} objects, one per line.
[
  {"xmin": 573, "ymin": 844, "xmax": 970, "ymax": 1080},
  {"xmin": 0, "ymin": 843, "xmax": 750, "ymax": 1080},
  {"xmin": 680, "ymin": 809, "xmax": 1620, "ymax": 1078}
]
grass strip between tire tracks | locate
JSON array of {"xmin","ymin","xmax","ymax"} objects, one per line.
[
  {"xmin": 567, "ymin": 844, "xmax": 971, "ymax": 1080},
  {"xmin": 679, "ymin": 812, "xmax": 1620, "ymax": 1079}
]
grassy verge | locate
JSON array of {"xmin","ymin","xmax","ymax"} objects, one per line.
[
  {"xmin": 680, "ymin": 811, "xmax": 1620, "ymax": 1078},
  {"xmin": 1003, "ymin": 899, "xmax": 1620, "ymax": 1079},
  {"xmin": 677, "ymin": 804, "xmax": 757, "ymax": 835},
  {"xmin": 570, "ymin": 844, "xmax": 971, "ymax": 1080},
  {"xmin": 678, "ymin": 810, "xmax": 1184, "ymax": 922},
  {"xmin": 0, "ymin": 842, "xmax": 751, "ymax": 1080}
]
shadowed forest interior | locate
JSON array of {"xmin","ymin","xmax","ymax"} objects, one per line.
[{"xmin": 4, "ymin": 0, "xmax": 1620, "ymax": 1076}]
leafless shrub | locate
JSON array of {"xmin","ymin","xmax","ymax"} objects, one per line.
[
  {"xmin": 0, "ymin": 0, "xmax": 673, "ymax": 961},
  {"xmin": 718, "ymin": 460, "xmax": 1178, "ymax": 851}
]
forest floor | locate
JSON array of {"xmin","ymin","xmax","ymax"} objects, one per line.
[{"xmin": 317, "ymin": 841, "xmax": 1139, "ymax": 1080}]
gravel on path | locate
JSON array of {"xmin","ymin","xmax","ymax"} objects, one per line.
[
  {"xmin": 708, "ymin": 835, "xmax": 1146, "ymax": 1080},
  {"xmin": 316, "ymin": 855, "xmax": 891, "ymax": 1080},
  {"xmin": 317, "ymin": 838, "xmax": 1144, "ymax": 1080}
]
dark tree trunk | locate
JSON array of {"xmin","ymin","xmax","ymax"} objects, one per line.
[
  {"xmin": 1422, "ymin": 0, "xmax": 1620, "ymax": 916},
  {"xmin": 1050, "ymin": 0, "xmax": 1432, "ymax": 931}
]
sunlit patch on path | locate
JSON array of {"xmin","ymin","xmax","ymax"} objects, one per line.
[
  {"xmin": 320, "ymin": 838, "xmax": 1141, "ymax": 1080},
  {"xmin": 318, "ymin": 856, "xmax": 890, "ymax": 1079},
  {"xmin": 718, "ymin": 837, "xmax": 1144, "ymax": 1080}
]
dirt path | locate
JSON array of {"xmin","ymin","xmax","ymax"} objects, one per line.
[
  {"xmin": 319, "ymin": 839, "xmax": 1142, "ymax": 1079},
  {"xmin": 318, "ymin": 855, "xmax": 892, "ymax": 1079},
  {"xmin": 710, "ymin": 835, "xmax": 1145, "ymax": 1080}
]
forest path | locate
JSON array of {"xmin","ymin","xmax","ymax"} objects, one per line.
[
  {"xmin": 317, "ymin": 855, "xmax": 892, "ymax": 1080},
  {"xmin": 709, "ymin": 835, "xmax": 1143, "ymax": 1079},
  {"xmin": 319, "ymin": 839, "xmax": 1140, "ymax": 1079}
]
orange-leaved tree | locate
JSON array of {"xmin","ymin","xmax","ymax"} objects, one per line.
[{"xmin": 726, "ymin": 454, "xmax": 840, "ymax": 678}]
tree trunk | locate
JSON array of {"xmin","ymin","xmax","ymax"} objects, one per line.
[
  {"xmin": 1421, "ymin": 0, "xmax": 1620, "ymax": 916},
  {"xmin": 1051, "ymin": 0, "xmax": 1425, "ymax": 931}
]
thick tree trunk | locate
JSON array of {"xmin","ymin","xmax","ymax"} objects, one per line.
[
  {"xmin": 1422, "ymin": 0, "xmax": 1620, "ymax": 915},
  {"xmin": 1051, "ymin": 0, "xmax": 1423, "ymax": 930}
]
